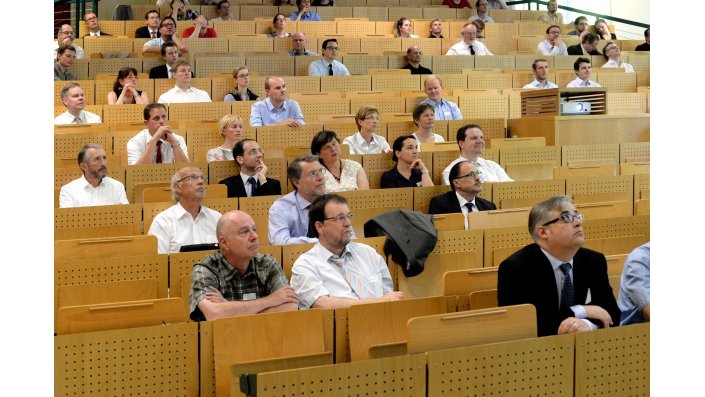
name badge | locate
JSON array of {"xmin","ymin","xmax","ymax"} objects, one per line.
[{"xmin": 243, "ymin": 292, "xmax": 257, "ymax": 301}]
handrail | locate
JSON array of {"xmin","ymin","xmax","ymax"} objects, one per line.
[{"xmin": 508, "ymin": 1, "xmax": 649, "ymax": 29}]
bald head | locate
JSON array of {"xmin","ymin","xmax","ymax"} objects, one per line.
[
  {"xmin": 292, "ymin": 32, "xmax": 308, "ymax": 51},
  {"xmin": 216, "ymin": 210, "xmax": 260, "ymax": 266},
  {"xmin": 216, "ymin": 210, "xmax": 253, "ymax": 238}
]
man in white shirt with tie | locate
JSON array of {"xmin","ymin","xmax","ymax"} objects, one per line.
[
  {"xmin": 308, "ymin": 39, "xmax": 350, "ymax": 76},
  {"xmin": 148, "ymin": 42, "xmax": 184, "ymax": 79},
  {"xmin": 446, "ymin": 22, "xmax": 493, "ymax": 55},
  {"xmin": 290, "ymin": 194, "xmax": 403, "ymax": 309},
  {"xmin": 158, "ymin": 60, "xmax": 212, "ymax": 103},
  {"xmin": 566, "ymin": 57, "xmax": 602, "ymax": 88},
  {"xmin": 83, "ymin": 13, "xmax": 112, "ymax": 37},
  {"xmin": 218, "ymin": 139, "xmax": 282, "ymax": 198},
  {"xmin": 54, "ymin": 83, "xmax": 102, "ymax": 125},
  {"xmin": 127, "ymin": 103, "xmax": 189, "ymax": 165}
]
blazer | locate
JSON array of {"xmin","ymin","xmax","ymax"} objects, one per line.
[
  {"xmin": 567, "ymin": 43, "xmax": 599, "ymax": 56},
  {"xmin": 135, "ymin": 26, "xmax": 160, "ymax": 39},
  {"xmin": 82, "ymin": 32, "xmax": 112, "ymax": 37},
  {"xmin": 149, "ymin": 64, "xmax": 194, "ymax": 79},
  {"xmin": 498, "ymin": 243, "xmax": 620, "ymax": 337},
  {"xmin": 428, "ymin": 190, "xmax": 496, "ymax": 215},
  {"xmin": 219, "ymin": 174, "xmax": 281, "ymax": 198}
]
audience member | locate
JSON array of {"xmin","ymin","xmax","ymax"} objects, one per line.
[
  {"xmin": 537, "ymin": 25, "xmax": 567, "ymax": 56},
  {"xmin": 249, "ymin": 76, "xmax": 306, "ymax": 126},
  {"xmin": 566, "ymin": 57, "xmax": 601, "ymax": 87},
  {"xmin": 618, "ymin": 242, "xmax": 650, "ymax": 325},
  {"xmin": 429, "ymin": 160, "xmax": 496, "ymax": 229},
  {"xmin": 291, "ymin": 0, "xmax": 321, "ymax": 21},
  {"xmin": 54, "ymin": 83, "xmax": 102, "ymax": 124},
  {"xmin": 189, "ymin": 210, "xmax": 298, "ymax": 321},
  {"xmin": 411, "ymin": 103, "xmax": 445, "ymax": 144},
  {"xmin": 219, "ymin": 139, "xmax": 282, "ymax": 197},
  {"xmin": 127, "ymin": 103, "xmax": 189, "ymax": 164},
  {"xmin": 447, "ymin": 22, "xmax": 493, "ymax": 55},
  {"xmin": 135, "ymin": 9, "xmax": 161, "ymax": 38},
  {"xmin": 55, "ymin": 24, "xmax": 84, "ymax": 59},
  {"xmin": 538, "ymin": 0, "xmax": 564, "ymax": 25},
  {"xmin": 211, "ymin": 0, "xmax": 234, "ymax": 21},
  {"xmin": 169, "ymin": 0, "xmax": 199, "ymax": 20},
  {"xmin": 143, "ymin": 17, "xmax": 187, "ymax": 54},
  {"xmin": 601, "ymin": 42, "xmax": 634, "ymax": 73},
  {"xmin": 313, "ymin": 0, "xmax": 333, "ymax": 5},
  {"xmin": 402, "ymin": 46, "xmax": 432, "ymax": 74},
  {"xmin": 268, "ymin": 155, "xmax": 326, "ymax": 245},
  {"xmin": 149, "ymin": 166, "xmax": 221, "ymax": 254},
  {"xmin": 149, "ymin": 42, "xmax": 191, "ymax": 78},
  {"xmin": 498, "ymin": 195, "xmax": 620, "ymax": 336},
  {"xmin": 268, "ymin": 14, "xmax": 292, "ymax": 38},
  {"xmin": 470, "ymin": 0, "xmax": 495, "ymax": 23},
  {"xmin": 441, "ymin": 124, "xmax": 512, "ymax": 184},
  {"xmin": 290, "ymin": 194, "xmax": 401, "ymax": 309},
  {"xmin": 183, "ymin": 15, "xmax": 217, "ymax": 38},
  {"xmin": 523, "ymin": 58, "xmax": 558, "ymax": 89},
  {"xmin": 59, "ymin": 144, "xmax": 129, "ymax": 208},
  {"xmin": 158, "ymin": 60, "xmax": 212, "ymax": 103},
  {"xmin": 343, "ymin": 106, "xmax": 392, "ymax": 154},
  {"xmin": 288, "ymin": 32, "xmax": 318, "ymax": 56},
  {"xmin": 380, "ymin": 135, "xmax": 434, "ymax": 188},
  {"xmin": 107, "ymin": 67, "xmax": 150, "ymax": 104},
  {"xmin": 594, "ymin": 18, "xmax": 616, "ymax": 40},
  {"xmin": 206, "ymin": 114, "xmax": 243, "ymax": 162},
  {"xmin": 311, "ymin": 130, "xmax": 370, "ymax": 193},
  {"xmin": 442, "ymin": 0, "xmax": 471, "ymax": 8},
  {"xmin": 635, "ymin": 28, "xmax": 650, "ymax": 51},
  {"xmin": 567, "ymin": 32, "xmax": 600, "ymax": 55},
  {"xmin": 487, "ymin": 0, "xmax": 508, "ymax": 9},
  {"xmin": 472, "ymin": 19, "xmax": 486, "ymax": 38},
  {"xmin": 428, "ymin": 19, "xmax": 444, "ymax": 38},
  {"xmin": 83, "ymin": 12, "xmax": 112, "ymax": 36},
  {"xmin": 309, "ymin": 39, "xmax": 350, "ymax": 76},
  {"xmin": 394, "ymin": 17, "xmax": 419, "ymax": 38},
  {"xmin": 224, "ymin": 67, "xmax": 260, "ymax": 101},
  {"xmin": 568, "ymin": 16, "xmax": 588, "ymax": 37},
  {"xmin": 54, "ymin": 45, "xmax": 77, "ymax": 81},
  {"xmin": 420, "ymin": 75, "xmax": 462, "ymax": 120}
]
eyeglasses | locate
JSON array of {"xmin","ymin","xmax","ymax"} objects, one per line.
[
  {"xmin": 456, "ymin": 170, "xmax": 482, "ymax": 180},
  {"xmin": 542, "ymin": 212, "xmax": 584, "ymax": 226},
  {"xmin": 606, "ymin": 45, "xmax": 620, "ymax": 51},
  {"xmin": 303, "ymin": 168, "xmax": 326, "ymax": 179},
  {"xmin": 85, "ymin": 16, "xmax": 98, "ymax": 22},
  {"xmin": 59, "ymin": 30, "xmax": 74, "ymax": 36},
  {"xmin": 161, "ymin": 23, "xmax": 176, "ymax": 28},
  {"xmin": 325, "ymin": 46, "xmax": 339, "ymax": 50},
  {"xmin": 364, "ymin": 116, "xmax": 380, "ymax": 121},
  {"xmin": 548, "ymin": 30, "xmax": 561, "ymax": 35},
  {"xmin": 236, "ymin": 73, "xmax": 250, "ymax": 78},
  {"xmin": 246, "ymin": 148, "xmax": 264, "ymax": 156},
  {"xmin": 410, "ymin": 51, "xmax": 423, "ymax": 55},
  {"xmin": 324, "ymin": 213, "xmax": 353, "ymax": 224},
  {"xmin": 176, "ymin": 174, "xmax": 207, "ymax": 183},
  {"xmin": 293, "ymin": 38, "xmax": 306, "ymax": 42}
]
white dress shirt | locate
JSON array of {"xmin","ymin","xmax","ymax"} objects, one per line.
[
  {"xmin": 54, "ymin": 41, "xmax": 84, "ymax": 59},
  {"xmin": 566, "ymin": 77, "xmax": 602, "ymax": 88},
  {"xmin": 523, "ymin": 79, "xmax": 559, "ymax": 89},
  {"xmin": 455, "ymin": 191, "xmax": 479, "ymax": 230},
  {"xmin": 59, "ymin": 175, "xmax": 129, "ymax": 208},
  {"xmin": 470, "ymin": 14, "xmax": 495, "ymax": 23},
  {"xmin": 158, "ymin": 86, "xmax": 212, "ymax": 103},
  {"xmin": 537, "ymin": 39, "xmax": 568, "ymax": 56},
  {"xmin": 442, "ymin": 155, "xmax": 513, "ymax": 185},
  {"xmin": 343, "ymin": 132, "xmax": 391, "ymax": 154},
  {"xmin": 54, "ymin": 110, "xmax": 102, "ymax": 125},
  {"xmin": 308, "ymin": 59, "xmax": 350, "ymax": 76},
  {"xmin": 602, "ymin": 59, "xmax": 635, "ymax": 73},
  {"xmin": 446, "ymin": 40, "xmax": 493, "ymax": 55},
  {"xmin": 290, "ymin": 242, "xmax": 394, "ymax": 309},
  {"xmin": 126, "ymin": 129, "xmax": 189, "ymax": 165},
  {"xmin": 148, "ymin": 202, "xmax": 222, "ymax": 254}
]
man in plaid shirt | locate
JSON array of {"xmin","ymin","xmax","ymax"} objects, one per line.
[{"xmin": 189, "ymin": 210, "xmax": 299, "ymax": 321}]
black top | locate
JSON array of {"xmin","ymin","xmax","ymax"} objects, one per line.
[
  {"xmin": 634, "ymin": 42, "xmax": 649, "ymax": 51},
  {"xmin": 225, "ymin": 88, "xmax": 260, "ymax": 101},
  {"xmin": 428, "ymin": 34, "xmax": 444, "ymax": 38},
  {"xmin": 401, "ymin": 63, "xmax": 432, "ymax": 75},
  {"xmin": 380, "ymin": 167, "xmax": 422, "ymax": 188},
  {"xmin": 113, "ymin": 87, "xmax": 143, "ymax": 104}
]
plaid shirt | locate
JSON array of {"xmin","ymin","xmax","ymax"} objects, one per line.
[{"xmin": 189, "ymin": 251, "xmax": 288, "ymax": 321}]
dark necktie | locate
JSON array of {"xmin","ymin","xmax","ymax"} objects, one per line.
[
  {"xmin": 465, "ymin": 202, "xmax": 475, "ymax": 212},
  {"xmin": 469, "ymin": 45, "xmax": 475, "ymax": 55},
  {"xmin": 328, "ymin": 63, "xmax": 333, "ymax": 76},
  {"xmin": 151, "ymin": 31, "xmax": 157, "ymax": 38},
  {"xmin": 156, "ymin": 140, "xmax": 163, "ymax": 164},
  {"xmin": 247, "ymin": 176, "xmax": 257, "ymax": 197},
  {"xmin": 559, "ymin": 263, "xmax": 574, "ymax": 309}
]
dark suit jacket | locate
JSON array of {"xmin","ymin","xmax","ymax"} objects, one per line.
[
  {"xmin": 149, "ymin": 64, "xmax": 194, "ymax": 79},
  {"xmin": 498, "ymin": 244, "xmax": 620, "ymax": 337},
  {"xmin": 83, "ymin": 32, "xmax": 112, "ymax": 37},
  {"xmin": 219, "ymin": 174, "xmax": 281, "ymax": 198},
  {"xmin": 567, "ymin": 43, "xmax": 599, "ymax": 56},
  {"xmin": 428, "ymin": 190, "xmax": 496, "ymax": 214},
  {"xmin": 135, "ymin": 26, "xmax": 161, "ymax": 39}
]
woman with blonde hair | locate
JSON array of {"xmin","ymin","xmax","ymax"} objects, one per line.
[
  {"xmin": 206, "ymin": 114, "xmax": 244, "ymax": 162},
  {"xmin": 343, "ymin": 106, "xmax": 391, "ymax": 154},
  {"xmin": 394, "ymin": 17, "xmax": 419, "ymax": 38}
]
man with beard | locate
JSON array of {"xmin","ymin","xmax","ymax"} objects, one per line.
[{"xmin": 59, "ymin": 144, "xmax": 129, "ymax": 208}]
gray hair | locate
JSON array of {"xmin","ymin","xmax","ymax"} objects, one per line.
[
  {"xmin": 77, "ymin": 143, "xmax": 104, "ymax": 167},
  {"xmin": 61, "ymin": 82, "xmax": 82, "ymax": 100},
  {"xmin": 287, "ymin": 154, "xmax": 320, "ymax": 188},
  {"xmin": 170, "ymin": 168, "xmax": 186, "ymax": 202},
  {"xmin": 528, "ymin": 195, "xmax": 574, "ymax": 241}
]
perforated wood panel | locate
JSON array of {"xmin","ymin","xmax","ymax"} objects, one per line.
[
  {"xmin": 183, "ymin": 37, "xmax": 229, "ymax": 55},
  {"xmin": 212, "ymin": 21, "xmax": 254, "ymax": 36},
  {"xmin": 575, "ymin": 323, "xmax": 649, "ymax": 397},
  {"xmin": 82, "ymin": 38, "xmax": 133, "ymax": 58},
  {"xmin": 430, "ymin": 55, "xmax": 474, "ymax": 74},
  {"xmin": 620, "ymin": 142, "xmax": 649, "ymax": 163},
  {"xmin": 339, "ymin": 188, "xmax": 414, "ymax": 236},
  {"xmin": 102, "ymin": 103, "xmax": 146, "ymax": 126},
  {"xmin": 239, "ymin": 5, "xmax": 278, "ymax": 21},
  {"xmin": 562, "ymin": 143, "xmax": 620, "ymax": 167},
  {"xmin": 256, "ymin": 124, "xmax": 325, "ymax": 149},
  {"xmin": 126, "ymin": 163, "xmax": 204, "ymax": 204},
  {"xmin": 254, "ymin": 353, "xmax": 426, "ymax": 397},
  {"xmin": 55, "ymin": 80, "xmax": 95, "ymax": 105},
  {"xmin": 168, "ymin": 102, "xmax": 230, "ymax": 122},
  {"xmin": 566, "ymin": 174, "xmax": 634, "ymax": 203},
  {"xmin": 320, "ymin": 75, "xmax": 372, "ymax": 93},
  {"xmin": 483, "ymin": 225, "xmax": 533, "ymax": 268},
  {"xmin": 458, "ymin": 94, "xmax": 508, "ymax": 118},
  {"xmin": 596, "ymin": 72, "xmax": 637, "ymax": 93},
  {"xmin": 349, "ymin": 96, "xmax": 405, "ymax": 115},
  {"xmin": 168, "ymin": 250, "xmax": 218, "ymax": 300},
  {"xmin": 608, "ymin": 93, "xmax": 648, "ymax": 114},
  {"xmin": 500, "ymin": 146, "xmax": 560, "ymax": 166},
  {"xmin": 228, "ymin": 37, "xmax": 274, "ymax": 53},
  {"xmin": 634, "ymin": 174, "xmax": 649, "ymax": 199},
  {"xmin": 361, "ymin": 152, "xmax": 395, "ymax": 172},
  {"xmin": 484, "ymin": 23, "xmax": 519, "ymax": 38},
  {"xmin": 492, "ymin": 178, "xmax": 565, "ymax": 202},
  {"xmin": 55, "ymin": 204, "xmax": 142, "ymax": 237},
  {"xmin": 371, "ymin": 75, "xmax": 421, "ymax": 95},
  {"xmin": 246, "ymin": 56, "xmax": 295, "ymax": 77},
  {"xmin": 624, "ymin": 53, "xmax": 650, "ymax": 72},
  {"xmin": 582, "ymin": 215, "xmax": 649, "ymax": 240},
  {"xmin": 386, "ymin": 121, "xmax": 417, "ymax": 143},
  {"xmin": 55, "ymin": 322, "xmax": 198, "ymax": 397},
  {"xmin": 194, "ymin": 56, "xmax": 246, "ymax": 78},
  {"xmin": 466, "ymin": 72, "xmax": 512, "ymax": 90},
  {"xmin": 54, "ymin": 131, "xmax": 113, "ymax": 160},
  {"xmin": 427, "ymin": 333, "xmax": 574, "ymax": 397},
  {"xmin": 337, "ymin": 21, "xmax": 376, "ymax": 36},
  {"xmin": 340, "ymin": 54, "xmax": 388, "ymax": 75}
]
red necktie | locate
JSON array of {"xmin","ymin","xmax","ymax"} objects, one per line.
[{"xmin": 156, "ymin": 140, "xmax": 163, "ymax": 163}]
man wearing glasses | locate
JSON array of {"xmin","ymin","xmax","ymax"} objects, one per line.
[
  {"xmin": 498, "ymin": 195, "xmax": 620, "ymax": 337},
  {"xmin": 429, "ymin": 161, "xmax": 496, "ymax": 229},
  {"xmin": 143, "ymin": 17, "xmax": 187, "ymax": 54},
  {"xmin": 308, "ymin": 39, "xmax": 350, "ymax": 76},
  {"xmin": 219, "ymin": 139, "xmax": 282, "ymax": 198},
  {"xmin": 127, "ymin": 103, "xmax": 189, "ymax": 165},
  {"xmin": 55, "ymin": 24, "xmax": 84, "ymax": 60},
  {"xmin": 83, "ymin": 12, "xmax": 112, "ymax": 37},
  {"xmin": 288, "ymin": 32, "xmax": 318, "ymax": 56},
  {"xmin": 149, "ymin": 166, "xmax": 222, "ymax": 254},
  {"xmin": 291, "ymin": 194, "xmax": 402, "ymax": 309},
  {"xmin": 537, "ymin": 25, "xmax": 568, "ymax": 56},
  {"xmin": 446, "ymin": 22, "xmax": 493, "ymax": 56},
  {"xmin": 402, "ymin": 45, "xmax": 432, "ymax": 75},
  {"xmin": 268, "ymin": 155, "xmax": 327, "ymax": 245}
]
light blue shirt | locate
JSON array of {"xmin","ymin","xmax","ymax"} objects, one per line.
[
  {"xmin": 523, "ymin": 79, "xmax": 559, "ymax": 89},
  {"xmin": 290, "ymin": 11, "xmax": 321, "ymax": 21},
  {"xmin": 308, "ymin": 59, "xmax": 350, "ymax": 77},
  {"xmin": 420, "ymin": 98, "xmax": 463, "ymax": 120},
  {"xmin": 618, "ymin": 242, "xmax": 650, "ymax": 325},
  {"xmin": 268, "ymin": 191, "xmax": 318, "ymax": 246},
  {"xmin": 249, "ymin": 97, "xmax": 306, "ymax": 127}
]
